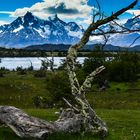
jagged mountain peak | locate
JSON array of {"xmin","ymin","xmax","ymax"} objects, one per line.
[
  {"xmin": 48, "ymin": 14, "xmax": 66, "ymax": 26},
  {"xmin": 24, "ymin": 11, "xmax": 34, "ymax": 18},
  {"xmin": 49, "ymin": 14, "xmax": 59, "ymax": 21},
  {"xmin": 0, "ymin": 12, "xmax": 84, "ymax": 48},
  {"xmin": 50, "ymin": 14, "xmax": 59, "ymax": 20}
]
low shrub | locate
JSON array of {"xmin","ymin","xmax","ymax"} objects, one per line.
[{"xmin": 34, "ymin": 70, "xmax": 46, "ymax": 78}]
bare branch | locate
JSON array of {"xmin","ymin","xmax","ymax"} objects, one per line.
[
  {"xmin": 97, "ymin": 28, "xmax": 109, "ymax": 48},
  {"xmin": 80, "ymin": 66, "xmax": 105, "ymax": 93},
  {"xmin": 91, "ymin": 29, "xmax": 140, "ymax": 36},
  {"xmin": 63, "ymin": 98, "xmax": 80, "ymax": 113},
  {"xmin": 130, "ymin": 14, "xmax": 140, "ymax": 26},
  {"xmin": 92, "ymin": 0, "xmax": 102, "ymax": 22},
  {"xmin": 73, "ymin": 0, "xmax": 138, "ymax": 50},
  {"xmin": 129, "ymin": 35, "xmax": 140, "ymax": 47}
]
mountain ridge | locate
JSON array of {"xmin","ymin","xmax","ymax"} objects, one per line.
[
  {"xmin": 25, "ymin": 43, "xmax": 140, "ymax": 52},
  {"xmin": 0, "ymin": 12, "xmax": 140, "ymax": 49},
  {"xmin": 0, "ymin": 12, "xmax": 84, "ymax": 48}
]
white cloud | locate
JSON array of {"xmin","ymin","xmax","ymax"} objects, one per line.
[
  {"xmin": 75, "ymin": 16, "xmax": 93, "ymax": 29},
  {"xmin": 9, "ymin": 0, "xmax": 95, "ymax": 22},
  {"xmin": 0, "ymin": 20, "xmax": 9, "ymax": 25},
  {"xmin": 10, "ymin": 8, "xmax": 30, "ymax": 17},
  {"xmin": 126, "ymin": 10, "xmax": 140, "ymax": 16},
  {"xmin": 83, "ymin": 16, "xmax": 93, "ymax": 25}
]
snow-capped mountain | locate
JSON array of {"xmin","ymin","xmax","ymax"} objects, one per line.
[
  {"xmin": 107, "ymin": 18, "xmax": 140, "ymax": 47},
  {"xmin": 99, "ymin": 18, "xmax": 140, "ymax": 47},
  {"xmin": 0, "ymin": 12, "xmax": 140, "ymax": 48},
  {"xmin": 89, "ymin": 18, "xmax": 140, "ymax": 47},
  {"xmin": 0, "ymin": 12, "xmax": 84, "ymax": 48},
  {"xmin": 124, "ymin": 17, "xmax": 140, "ymax": 30}
]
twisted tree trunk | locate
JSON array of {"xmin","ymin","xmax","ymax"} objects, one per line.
[
  {"xmin": 0, "ymin": 0, "xmax": 138, "ymax": 139},
  {"xmin": 0, "ymin": 106, "xmax": 84, "ymax": 138}
]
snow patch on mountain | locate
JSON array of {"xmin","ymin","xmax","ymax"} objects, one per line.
[
  {"xmin": 33, "ymin": 28, "xmax": 45, "ymax": 38},
  {"xmin": 13, "ymin": 25, "xmax": 24, "ymax": 33},
  {"xmin": 68, "ymin": 30, "xmax": 83, "ymax": 38}
]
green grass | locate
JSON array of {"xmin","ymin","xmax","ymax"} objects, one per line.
[
  {"xmin": 0, "ymin": 71, "xmax": 140, "ymax": 109},
  {"xmin": 0, "ymin": 72, "xmax": 140, "ymax": 139},
  {"xmin": 0, "ymin": 109, "xmax": 139, "ymax": 140},
  {"xmin": 0, "ymin": 72, "xmax": 49, "ymax": 108},
  {"xmin": 88, "ymin": 81, "xmax": 140, "ymax": 110}
]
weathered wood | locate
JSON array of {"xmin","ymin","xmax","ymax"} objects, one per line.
[
  {"xmin": 0, "ymin": 106, "xmax": 55, "ymax": 138},
  {"xmin": 0, "ymin": 106, "xmax": 85, "ymax": 138}
]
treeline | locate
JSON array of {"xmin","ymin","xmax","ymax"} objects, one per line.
[
  {"xmin": 1, "ymin": 47, "xmax": 139, "ymax": 57},
  {"xmin": 0, "ymin": 47, "xmax": 86, "ymax": 57},
  {"xmin": 0, "ymin": 47, "xmax": 50, "ymax": 57}
]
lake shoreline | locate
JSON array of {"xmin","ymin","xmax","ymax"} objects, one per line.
[{"xmin": 0, "ymin": 57, "xmax": 85, "ymax": 70}]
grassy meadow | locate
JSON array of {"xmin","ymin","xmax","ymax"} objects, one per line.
[{"xmin": 0, "ymin": 71, "xmax": 140, "ymax": 139}]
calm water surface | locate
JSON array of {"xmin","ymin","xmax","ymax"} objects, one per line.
[{"xmin": 0, "ymin": 57, "xmax": 86, "ymax": 70}]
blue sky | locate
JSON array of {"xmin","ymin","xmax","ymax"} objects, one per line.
[{"xmin": 0, "ymin": 0, "xmax": 139, "ymax": 26}]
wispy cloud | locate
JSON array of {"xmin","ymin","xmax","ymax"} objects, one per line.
[
  {"xmin": 0, "ymin": 11, "xmax": 13, "ymax": 15},
  {"xmin": 126, "ymin": 10, "xmax": 140, "ymax": 16}
]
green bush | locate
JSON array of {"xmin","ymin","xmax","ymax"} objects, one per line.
[
  {"xmin": 82, "ymin": 52, "xmax": 140, "ymax": 82},
  {"xmin": 34, "ymin": 70, "xmax": 46, "ymax": 78},
  {"xmin": 45, "ymin": 71, "xmax": 73, "ymax": 107},
  {"xmin": 16, "ymin": 67, "xmax": 27, "ymax": 75},
  {"xmin": 0, "ymin": 67, "xmax": 10, "ymax": 77},
  {"xmin": 0, "ymin": 70, "xmax": 4, "ymax": 77},
  {"xmin": 105, "ymin": 52, "xmax": 140, "ymax": 82},
  {"xmin": 32, "ymin": 96, "xmax": 51, "ymax": 108},
  {"xmin": 27, "ymin": 65, "xmax": 34, "ymax": 71}
]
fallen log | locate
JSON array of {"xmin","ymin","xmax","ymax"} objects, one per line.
[{"xmin": 0, "ymin": 106, "xmax": 105, "ymax": 139}]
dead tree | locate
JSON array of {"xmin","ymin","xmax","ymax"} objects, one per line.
[
  {"xmin": 0, "ymin": 0, "xmax": 138, "ymax": 139},
  {"xmin": 40, "ymin": 52, "xmax": 55, "ymax": 71}
]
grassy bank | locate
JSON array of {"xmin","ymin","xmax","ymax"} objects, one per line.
[
  {"xmin": 0, "ymin": 72, "xmax": 140, "ymax": 109},
  {"xmin": 0, "ymin": 109, "xmax": 139, "ymax": 140}
]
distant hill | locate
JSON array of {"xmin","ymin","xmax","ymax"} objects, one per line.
[
  {"xmin": 129, "ymin": 45, "xmax": 140, "ymax": 51},
  {"xmin": 25, "ymin": 43, "xmax": 140, "ymax": 52},
  {"xmin": 25, "ymin": 44, "xmax": 71, "ymax": 51}
]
